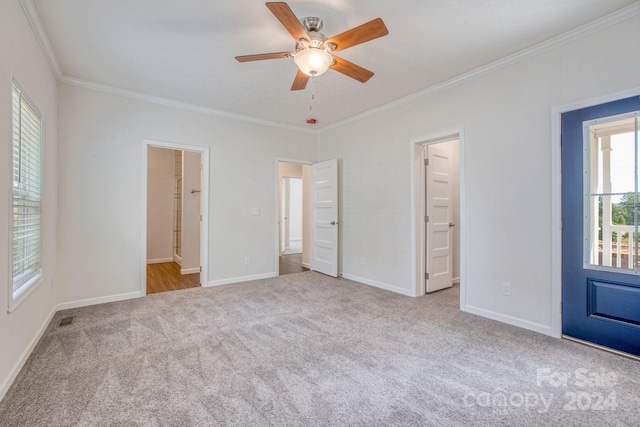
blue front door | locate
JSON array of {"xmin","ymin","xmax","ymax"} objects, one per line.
[{"xmin": 562, "ymin": 96, "xmax": 640, "ymax": 357}]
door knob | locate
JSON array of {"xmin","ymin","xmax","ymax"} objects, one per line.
[
  {"xmin": 449, "ymin": 222, "xmax": 456, "ymax": 227},
  {"xmin": 330, "ymin": 221, "xmax": 338, "ymax": 225}
]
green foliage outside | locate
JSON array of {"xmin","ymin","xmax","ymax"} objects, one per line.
[{"xmin": 599, "ymin": 193, "xmax": 637, "ymax": 243}]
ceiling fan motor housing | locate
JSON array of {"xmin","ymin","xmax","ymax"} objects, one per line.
[{"xmin": 303, "ymin": 17, "xmax": 323, "ymax": 32}]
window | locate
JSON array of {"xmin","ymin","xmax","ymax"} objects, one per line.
[
  {"xmin": 584, "ymin": 112, "xmax": 640, "ymax": 273},
  {"xmin": 10, "ymin": 81, "xmax": 43, "ymax": 309}
]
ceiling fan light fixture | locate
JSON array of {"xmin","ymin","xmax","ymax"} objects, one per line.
[{"xmin": 294, "ymin": 48, "xmax": 333, "ymax": 76}]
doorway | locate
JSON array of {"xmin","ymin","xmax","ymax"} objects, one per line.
[
  {"xmin": 560, "ymin": 96, "xmax": 640, "ymax": 357},
  {"xmin": 277, "ymin": 161, "xmax": 311, "ymax": 275},
  {"xmin": 412, "ymin": 135, "xmax": 462, "ymax": 296},
  {"xmin": 143, "ymin": 140, "xmax": 209, "ymax": 295},
  {"xmin": 282, "ymin": 177, "xmax": 303, "ymax": 255}
]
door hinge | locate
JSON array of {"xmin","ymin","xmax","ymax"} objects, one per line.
[
  {"xmin": 425, "ymin": 215, "xmax": 429, "ymax": 223},
  {"xmin": 200, "ymin": 266, "xmax": 202, "ymax": 273},
  {"xmin": 200, "ymin": 214, "xmax": 202, "ymax": 221},
  {"xmin": 424, "ymin": 158, "xmax": 429, "ymax": 166},
  {"xmin": 425, "ymin": 272, "xmax": 429, "ymax": 280}
]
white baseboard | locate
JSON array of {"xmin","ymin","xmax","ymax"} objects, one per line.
[
  {"xmin": 147, "ymin": 258, "xmax": 173, "ymax": 264},
  {"xmin": 453, "ymin": 276, "xmax": 460, "ymax": 285},
  {"xmin": 173, "ymin": 254, "xmax": 182, "ymax": 265},
  {"xmin": 181, "ymin": 267, "xmax": 200, "ymax": 275},
  {"xmin": 1, "ymin": 289, "xmax": 144, "ymax": 400},
  {"xmin": 0, "ymin": 305, "xmax": 57, "ymax": 401},
  {"xmin": 462, "ymin": 304, "xmax": 553, "ymax": 336},
  {"xmin": 302, "ymin": 262, "xmax": 311, "ymax": 269},
  {"xmin": 55, "ymin": 291, "xmax": 142, "ymax": 311},
  {"xmin": 340, "ymin": 273, "xmax": 415, "ymax": 297},
  {"xmin": 206, "ymin": 272, "xmax": 277, "ymax": 287}
]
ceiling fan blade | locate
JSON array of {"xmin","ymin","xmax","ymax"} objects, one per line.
[
  {"xmin": 235, "ymin": 52, "xmax": 293, "ymax": 62},
  {"xmin": 291, "ymin": 70, "xmax": 310, "ymax": 91},
  {"xmin": 266, "ymin": 2, "xmax": 309, "ymax": 42},
  {"xmin": 330, "ymin": 56, "xmax": 374, "ymax": 83},
  {"xmin": 325, "ymin": 18, "xmax": 389, "ymax": 52}
]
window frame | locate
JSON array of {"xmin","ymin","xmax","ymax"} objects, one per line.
[
  {"xmin": 8, "ymin": 79, "xmax": 44, "ymax": 312},
  {"xmin": 582, "ymin": 110, "xmax": 640, "ymax": 275}
]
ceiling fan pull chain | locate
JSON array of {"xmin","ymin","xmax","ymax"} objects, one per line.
[{"xmin": 310, "ymin": 77, "xmax": 316, "ymax": 111}]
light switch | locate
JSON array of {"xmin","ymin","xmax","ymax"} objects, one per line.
[{"xmin": 251, "ymin": 207, "xmax": 260, "ymax": 216}]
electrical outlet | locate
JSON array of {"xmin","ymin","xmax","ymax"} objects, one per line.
[
  {"xmin": 502, "ymin": 282, "xmax": 511, "ymax": 296},
  {"xmin": 360, "ymin": 256, "xmax": 365, "ymax": 265},
  {"xmin": 244, "ymin": 257, "xmax": 251, "ymax": 266}
]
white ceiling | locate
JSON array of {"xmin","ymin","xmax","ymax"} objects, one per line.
[{"xmin": 30, "ymin": 0, "xmax": 639, "ymax": 130}]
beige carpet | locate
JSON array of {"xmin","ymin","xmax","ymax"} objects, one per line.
[{"xmin": 1, "ymin": 271, "xmax": 639, "ymax": 426}]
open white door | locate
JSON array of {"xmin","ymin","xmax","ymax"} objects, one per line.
[
  {"xmin": 311, "ymin": 159, "xmax": 339, "ymax": 277},
  {"xmin": 425, "ymin": 145, "xmax": 453, "ymax": 292}
]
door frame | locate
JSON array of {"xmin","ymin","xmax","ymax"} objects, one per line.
[
  {"xmin": 275, "ymin": 158, "xmax": 312, "ymax": 275},
  {"xmin": 142, "ymin": 139, "xmax": 210, "ymax": 295},
  {"xmin": 551, "ymin": 87, "xmax": 640, "ymax": 339},
  {"xmin": 410, "ymin": 130, "xmax": 465, "ymax": 299}
]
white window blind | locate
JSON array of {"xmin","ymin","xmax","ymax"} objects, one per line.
[{"xmin": 11, "ymin": 81, "xmax": 43, "ymax": 303}]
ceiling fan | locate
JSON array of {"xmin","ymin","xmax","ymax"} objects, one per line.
[{"xmin": 235, "ymin": 2, "xmax": 389, "ymax": 91}]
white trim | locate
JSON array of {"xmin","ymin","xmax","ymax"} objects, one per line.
[
  {"xmin": 0, "ymin": 305, "xmax": 56, "ymax": 401},
  {"xmin": 550, "ymin": 87, "xmax": 640, "ymax": 339},
  {"xmin": 20, "ymin": 0, "xmax": 639, "ymax": 134},
  {"xmin": 147, "ymin": 258, "xmax": 173, "ymax": 264},
  {"xmin": 19, "ymin": 0, "xmax": 62, "ymax": 79},
  {"xmin": 60, "ymin": 77, "xmax": 315, "ymax": 135},
  {"xmin": 319, "ymin": 3, "xmax": 640, "ymax": 134},
  {"xmin": 56, "ymin": 292, "xmax": 141, "ymax": 311},
  {"xmin": 173, "ymin": 253, "xmax": 182, "ymax": 265},
  {"xmin": 453, "ymin": 276, "xmax": 460, "ymax": 285},
  {"xmin": 180, "ymin": 267, "xmax": 200, "ymax": 275},
  {"xmin": 340, "ymin": 273, "xmax": 415, "ymax": 297},
  {"xmin": 207, "ymin": 272, "xmax": 277, "ymax": 287},
  {"xmin": 142, "ymin": 139, "xmax": 210, "ymax": 295},
  {"xmin": 462, "ymin": 304, "xmax": 553, "ymax": 336},
  {"xmin": 302, "ymin": 262, "xmax": 311, "ymax": 269}
]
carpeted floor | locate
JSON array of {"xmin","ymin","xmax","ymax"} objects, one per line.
[{"xmin": 1, "ymin": 272, "xmax": 639, "ymax": 426}]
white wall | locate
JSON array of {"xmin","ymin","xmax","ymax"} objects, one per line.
[
  {"xmin": 289, "ymin": 178, "xmax": 303, "ymax": 242},
  {"xmin": 146, "ymin": 147, "xmax": 175, "ymax": 263},
  {"xmin": 56, "ymin": 83, "xmax": 317, "ymax": 303},
  {"xmin": 0, "ymin": 0, "xmax": 58, "ymax": 399},
  {"xmin": 302, "ymin": 165, "xmax": 312, "ymax": 268},
  {"xmin": 181, "ymin": 151, "xmax": 201, "ymax": 274},
  {"xmin": 318, "ymin": 15, "xmax": 640, "ymax": 335}
]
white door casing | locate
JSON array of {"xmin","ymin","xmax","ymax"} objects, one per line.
[
  {"xmin": 425, "ymin": 145, "xmax": 453, "ymax": 292},
  {"xmin": 311, "ymin": 159, "xmax": 339, "ymax": 277}
]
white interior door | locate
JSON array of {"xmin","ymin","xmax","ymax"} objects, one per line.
[
  {"xmin": 311, "ymin": 159, "xmax": 338, "ymax": 277},
  {"xmin": 425, "ymin": 145, "xmax": 453, "ymax": 292}
]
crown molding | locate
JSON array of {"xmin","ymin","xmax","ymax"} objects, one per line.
[
  {"xmin": 19, "ymin": 0, "xmax": 62, "ymax": 79},
  {"xmin": 319, "ymin": 1, "xmax": 640, "ymax": 134},
  {"xmin": 19, "ymin": 0, "xmax": 639, "ymax": 135},
  {"xmin": 58, "ymin": 76, "xmax": 316, "ymax": 134}
]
